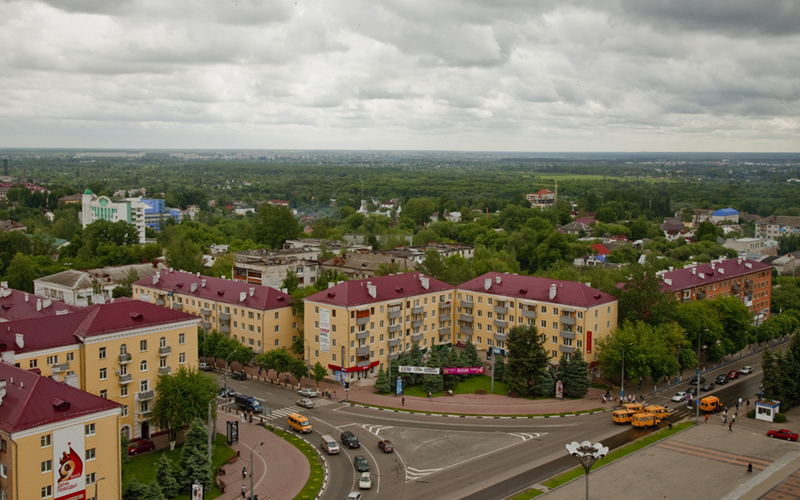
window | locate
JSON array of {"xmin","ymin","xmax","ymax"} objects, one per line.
[
  {"xmin": 233, "ymin": 321, "xmax": 238, "ymax": 328},
  {"xmin": 552, "ymin": 322, "xmax": 558, "ymax": 330},
  {"xmin": 121, "ymin": 385, "xmax": 128, "ymax": 397},
  {"xmin": 46, "ymin": 355, "xmax": 58, "ymax": 365},
  {"xmin": 140, "ymin": 360, "xmax": 148, "ymax": 372},
  {"xmin": 140, "ymin": 401, "xmax": 150, "ymax": 413},
  {"xmin": 42, "ymin": 486, "xmax": 52, "ymax": 498},
  {"xmin": 477, "ymin": 337, "xmax": 482, "ymax": 343},
  {"xmin": 541, "ymin": 306, "xmax": 547, "ymax": 313},
  {"xmin": 292, "ymin": 322, "xmax": 297, "ymax": 329},
  {"xmin": 99, "ymin": 347, "xmax": 106, "ymax": 359},
  {"xmin": 553, "ymin": 308, "xmax": 558, "ymax": 315},
  {"xmin": 87, "ymin": 472, "xmax": 96, "ymax": 485},
  {"xmin": 99, "ymin": 368, "xmax": 107, "ymax": 380},
  {"xmin": 140, "ymin": 340, "xmax": 147, "ymax": 351},
  {"xmin": 540, "ymin": 320, "xmax": 546, "ymax": 328},
  {"xmin": 86, "ymin": 448, "xmax": 96, "ymax": 461},
  {"xmin": 577, "ymin": 311, "xmax": 583, "ymax": 319},
  {"xmin": 179, "ymin": 333, "xmax": 185, "ymax": 344},
  {"xmin": 159, "ymin": 357, "xmax": 167, "ymax": 368},
  {"xmin": 577, "ymin": 340, "xmax": 582, "ymax": 348},
  {"xmin": 274, "ymin": 339, "xmax": 280, "ymax": 346},
  {"xmin": 248, "ymin": 311, "xmax": 254, "ymax": 319},
  {"xmin": 249, "ymin": 325, "xmax": 254, "ymax": 332},
  {"xmin": 552, "ymin": 336, "xmax": 557, "ymax": 343},
  {"xmin": 0, "ymin": 464, "xmax": 6, "ymax": 478},
  {"xmin": 29, "ymin": 359, "xmax": 37, "ymax": 369},
  {"xmin": 140, "ymin": 380, "xmax": 149, "ymax": 392},
  {"xmin": 274, "ymin": 325, "xmax": 280, "ymax": 333},
  {"xmin": 275, "ymin": 312, "xmax": 279, "ymax": 319},
  {"xmin": 100, "ymin": 390, "xmax": 107, "ymax": 399},
  {"xmin": 66, "ymin": 352, "xmax": 74, "ymax": 362},
  {"xmin": 119, "ymin": 344, "xmax": 127, "ymax": 355},
  {"xmin": 159, "ymin": 337, "xmax": 166, "ymax": 348},
  {"xmin": 85, "ymin": 423, "xmax": 96, "ymax": 435},
  {"xmin": 41, "ymin": 434, "xmax": 51, "ymax": 447}
]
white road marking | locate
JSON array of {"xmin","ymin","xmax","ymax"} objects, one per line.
[{"xmin": 406, "ymin": 466, "xmax": 443, "ymax": 481}]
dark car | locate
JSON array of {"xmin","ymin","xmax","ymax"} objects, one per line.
[
  {"xmin": 354, "ymin": 455, "xmax": 370, "ymax": 472},
  {"xmin": 689, "ymin": 376, "xmax": 706, "ymax": 386},
  {"xmin": 715, "ymin": 374, "xmax": 728, "ymax": 385},
  {"xmin": 700, "ymin": 382, "xmax": 715, "ymax": 392},
  {"xmin": 378, "ymin": 440, "xmax": 394, "ymax": 453},
  {"xmin": 341, "ymin": 431, "xmax": 360, "ymax": 448},
  {"xmin": 219, "ymin": 387, "xmax": 237, "ymax": 397},
  {"xmin": 767, "ymin": 429, "xmax": 799, "ymax": 441},
  {"xmin": 231, "ymin": 371, "xmax": 247, "ymax": 381},
  {"xmin": 728, "ymin": 370, "xmax": 740, "ymax": 380},
  {"xmin": 127, "ymin": 439, "xmax": 155, "ymax": 455},
  {"xmin": 686, "ymin": 387, "xmax": 699, "ymax": 397}
]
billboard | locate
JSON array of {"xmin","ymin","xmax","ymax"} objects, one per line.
[
  {"xmin": 398, "ymin": 366, "xmax": 440, "ymax": 375},
  {"xmin": 442, "ymin": 367, "xmax": 484, "ymax": 375},
  {"xmin": 586, "ymin": 331, "xmax": 592, "ymax": 353},
  {"xmin": 54, "ymin": 424, "xmax": 86, "ymax": 500},
  {"xmin": 319, "ymin": 308, "xmax": 331, "ymax": 353}
]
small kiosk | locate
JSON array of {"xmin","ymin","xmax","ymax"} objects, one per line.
[{"xmin": 755, "ymin": 400, "xmax": 781, "ymax": 422}]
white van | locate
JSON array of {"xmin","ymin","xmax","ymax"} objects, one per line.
[{"xmin": 321, "ymin": 434, "xmax": 340, "ymax": 455}]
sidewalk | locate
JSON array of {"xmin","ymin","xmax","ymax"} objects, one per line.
[{"xmin": 213, "ymin": 412, "xmax": 309, "ymax": 500}]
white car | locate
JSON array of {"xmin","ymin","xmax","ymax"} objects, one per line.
[
  {"xmin": 740, "ymin": 366, "xmax": 754, "ymax": 375},
  {"xmin": 358, "ymin": 472, "xmax": 372, "ymax": 490},
  {"xmin": 298, "ymin": 388, "xmax": 319, "ymax": 398},
  {"xmin": 296, "ymin": 398, "xmax": 315, "ymax": 409},
  {"xmin": 346, "ymin": 493, "xmax": 362, "ymax": 500},
  {"xmin": 672, "ymin": 392, "xmax": 687, "ymax": 402}
]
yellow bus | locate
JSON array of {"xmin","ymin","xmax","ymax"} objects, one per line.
[
  {"xmin": 631, "ymin": 412, "xmax": 660, "ymax": 428},
  {"xmin": 612, "ymin": 409, "xmax": 636, "ymax": 424},
  {"xmin": 644, "ymin": 405, "xmax": 669, "ymax": 420}
]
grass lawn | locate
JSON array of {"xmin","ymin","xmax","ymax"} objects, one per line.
[
  {"xmin": 542, "ymin": 422, "xmax": 693, "ymax": 489},
  {"xmin": 266, "ymin": 427, "xmax": 325, "ymax": 500},
  {"xmin": 398, "ymin": 375, "xmax": 510, "ymax": 398},
  {"xmin": 123, "ymin": 433, "xmax": 236, "ymax": 500},
  {"xmin": 508, "ymin": 488, "xmax": 544, "ymax": 499}
]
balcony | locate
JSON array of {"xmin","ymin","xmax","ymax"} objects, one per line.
[
  {"xmin": 681, "ymin": 297, "xmax": 691, "ymax": 303},
  {"xmin": 356, "ymin": 316, "xmax": 370, "ymax": 326},
  {"xmin": 559, "ymin": 316, "xmax": 576, "ymax": 326},
  {"xmin": 493, "ymin": 305, "xmax": 508, "ymax": 314},
  {"xmin": 118, "ymin": 373, "xmax": 133, "ymax": 384},
  {"xmin": 172, "ymin": 303, "xmax": 183, "ymax": 311},
  {"xmin": 159, "ymin": 366, "xmax": 171, "ymax": 375},
  {"xmin": 156, "ymin": 298, "xmax": 165, "ymax": 306},
  {"xmin": 412, "ymin": 306, "xmax": 424, "ymax": 315},
  {"xmin": 493, "ymin": 320, "xmax": 508, "ymax": 329},
  {"xmin": 137, "ymin": 389, "xmax": 155, "ymax": 401},
  {"xmin": 356, "ymin": 346, "xmax": 370, "ymax": 356},
  {"xmin": 559, "ymin": 345, "xmax": 576, "ymax": 353},
  {"xmin": 746, "ymin": 280, "xmax": 754, "ymax": 288},
  {"xmin": 159, "ymin": 346, "xmax": 171, "ymax": 356},
  {"xmin": 493, "ymin": 333, "xmax": 507, "ymax": 342},
  {"xmin": 388, "ymin": 324, "xmax": 402, "ymax": 333},
  {"xmin": 388, "ymin": 353, "xmax": 400, "ymax": 361},
  {"xmin": 436, "ymin": 337, "xmax": 451, "ymax": 346},
  {"xmin": 219, "ymin": 312, "xmax": 231, "ymax": 321},
  {"xmin": 559, "ymin": 330, "xmax": 576, "ymax": 339},
  {"xmin": 439, "ymin": 304, "xmax": 451, "ymax": 312},
  {"xmin": 520, "ymin": 309, "xmax": 537, "ymax": 319},
  {"xmin": 356, "ymin": 360, "xmax": 372, "ymax": 368},
  {"xmin": 696, "ymin": 292, "xmax": 706, "ymax": 300},
  {"xmin": 438, "ymin": 327, "xmax": 450, "ymax": 335},
  {"xmin": 388, "ymin": 310, "xmax": 402, "ymax": 319},
  {"xmin": 459, "ymin": 314, "xmax": 474, "ymax": 323},
  {"xmin": 200, "ymin": 308, "xmax": 211, "ymax": 316},
  {"xmin": 460, "ymin": 326, "xmax": 473, "ymax": 335},
  {"xmin": 51, "ymin": 362, "xmax": 70, "ymax": 374},
  {"xmin": 356, "ymin": 331, "xmax": 369, "ymax": 340},
  {"xmin": 138, "ymin": 406, "xmax": 152, "ymax": 416},
  {"xmin": 732, "ymin": 284, "xmax": 740, "ymax": 292},
  {"xmin": 411, "ymin": 333, "xmax": 424, "ymax": 342},
  {"xmin": 200, "ymin": 321, "xmax": 211, "ymax": 330},
  {"xmin": 220, "ymin": 325, "xmax": 231, "ymax": 334},
  {"xmin": 460, "ymin": 300, "xmax": 473, "ymax": 308},
  {"xmin": 439, "ymin": 314, "xmax": 451, "ymax": 322},
  {"xmin": 388, "ymin": 338, "xmax": 402, "ymax": 347},
  {"xmin": 411, "ymin": 320, "xmax": 423, "ymax": 328}
]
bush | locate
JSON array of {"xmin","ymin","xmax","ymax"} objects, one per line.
[
  {"xmin": 776, "ymin": 412, "xmax": 787, "ymax": 423},
  {"xmin": 747, "ymin": 409, "xmax": 755, "ymax": 419}
]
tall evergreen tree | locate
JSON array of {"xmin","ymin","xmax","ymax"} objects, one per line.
[
  {"xmin": 563, "ymin": 351, "xmax": 590, "ymax": 398},
  {"xmin": 505, "ymin": 325, "xmax": 549, "ymax": 397},
  {"xmin": 459, "ymin": 340, "xmax": 482, "ymax": 369},
  {"xmin": 123, "ymin": 480, "xmax": 148, "ymax": 500},
  {"xmin": 142, "ymin": 482, "xmax": 166, "ymax": 500},
  {"xmin": 493, "ymin": 356, "xmax": 506, "ymax": 382},
  {"xmin": 179, "ymin": 444, "xmax": 212, "ymax": 493},
  {"xmin": 374, "ymin": 367, "xmax": 391, "ymax": 393},
  {"xmin": 155, "ymin": 454, "xmax": 180, "ymax": 498}
]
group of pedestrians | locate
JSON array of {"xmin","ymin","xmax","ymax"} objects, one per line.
[
  {"xmin": 322, "ymin": 388, "xmax": 337, "ymax": 400},
  {"xmin": 601, "ymin": 390, "xmax": 642, "ymax": 405}
]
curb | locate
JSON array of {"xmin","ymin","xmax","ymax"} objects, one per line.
[
  {"xmin": 294, "ymin": 433, "xmax": 329, "ymax": 500},
  {"xmin": 346, "ymin": 402, "xmax": 613, "ymax": 419}
]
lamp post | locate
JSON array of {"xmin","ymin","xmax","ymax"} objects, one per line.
[
  {"xmin": 695, "ymin": 329, "xmax": 706, "ymax": 426},
  {"xmin": 306, "ymin": 343, "xmax": 312, "ymax": 389},
  {"xmin": 93, "ymin": 477, "xmax": 105, "ymax": 500},
  {"xmin": 224, "ymin": 350, "xmax": 237, "ymax": 411},
  {"xmin": 620, "ymin": 342, "xmax": 633, "ymax": 401},
  {"xmin": 249, "ymin": 441, "xmax": 265, "ymax": 500},
  {"xmin": 566, "ymin": 441, "xmax": 608, "ymax": 500},
  {"xmin": 207, "ymin": 398, "xmax": 216, "ymax": 462},
  {"xmin": 674, "ymin": 345, "xmax": 683, "ymax": 385}
]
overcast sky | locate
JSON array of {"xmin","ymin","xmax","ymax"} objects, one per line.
[{"xmin": 1, "ymin": 0, "xmax": 799, "ymax": 152}]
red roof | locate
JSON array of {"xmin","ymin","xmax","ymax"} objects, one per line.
[
  {"xmin": 590, "ymin": 243, "xmax": 610, "ymax": 255},
  {"xmin": 0, "ymin": 288, "xmax": 80, "ymax": 321},
  {"xmin": 573, "ymin": 217, "xmax": 598, "ymax": 225},
  {"xmin": 537, "ymin": 189, "xmax": 553, "ymax": 195},
  {"xmin": 0, "ymin": 312, "xmax": 89, "ymax": 354},
  {"xmin": 305, "ymin": 273, "xmax": 454, "ymax": 308},
  {"xmin": 458, "ymin": 272, "xmax": 617, "ymax": 308},
  {"xmin": 0, "ymin": 363, "xmax": 120, "ymax": 434},
  {"xmin": 134, "ymin": 271, "xmax": 294, "ymax": 311},
  {"xmin": 660, "ymin": 258, "xmax": 772, "ymax": 292}
]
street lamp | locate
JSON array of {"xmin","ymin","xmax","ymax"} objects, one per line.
[
  {"xmin": 620, "ymin": 342, "xmax": 633, "ymax": 401},
  {"xmin": 224, "ymin": 350, "xmax": 237, "ymax": 411},
  {"xmin": 249, "ymin": 441, "xmax": 265, "ymax": 500},
  {"xmin": 695, "ymin": 329, "xmax": 707, "ymax": 425},
  {"xmin": 566, "ymin": 441, "xmax": 608, "ymax": 500},
  {"xmin": 93, "ymin": 477, "xmax": 105, "ymax": 500}
]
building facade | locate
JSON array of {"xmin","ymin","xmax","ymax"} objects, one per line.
[
  {"xmin": 527, "ymin": 189, "xmax": 555, "ymax": 207},
  {"xmin": 755, "ymin": 215, "xmax": 800, "ymax": 241},
  {"xmin": 81, "ymin": 190, "xmax": 147, "ymax": 244},
  {"xmin": 0, "ymin": 363, "xmax": 122, "ymax": 500}
]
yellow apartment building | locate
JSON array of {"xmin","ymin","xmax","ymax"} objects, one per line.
[
  {"xmin": 0, "ymin": 362, "xmax": 122, "ymax": 500},
  {"xmin": 0, "ymin": 299, "xmax": 199, "ymax": 440},
  {"xmin": 456, "ymin": 273, "xmax": 618, "ymax": 364},
  {"xmin": 304, "ymin": 273, "xmax": 455, "ymax": 384},
  {"xmin": 134, "ymin": 270, "xmax": 299, "ymax": 356}
]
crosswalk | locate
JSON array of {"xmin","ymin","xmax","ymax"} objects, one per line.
[{"xmin": 265, "ymin": 397, "xmax": 338, "ymax": 419}]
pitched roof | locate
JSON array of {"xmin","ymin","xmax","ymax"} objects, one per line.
[
  {"xmin": 590, "ymin": 243, "xmax": 610, "ymax": 255},
  {"xmin": 0, "ymin": 311, "xmax": 89, "ymax": 354},
  {"xmin": 34, "ymin": 270, "xmax": 94, "ymax": 289},
  {"xmin": 458, "ymin": 272, "xmax": 617, "ymax": 308},
  {"xmin": 712, "ymin": 208, "xmax": 739, "ymax": 217},
  {"xmin": 756, "ymin": 215, "xmax": 800, "ymax": 227},
  {"xmin": 304, "ymin": 273, "xmax": 454, "ymax": 308},
  {"xmin": 659, "ymin": 258, "xmax": 772, "ymax": 292},
  {"xmin": 74, "ymin": 298, "xmax": 198, "ymax": 338},
  {"xmin": 134, "ymin": 270, "xmax": 294, "ymax": 311},
  {"xmin": 320, "ymin": 254, "xmax": 418, "ymax": 273},
  {"xmin": 0, "ymin": 363, "xmax": 119, "ymax": 434},
  {"xmin": 0, "ymin": 287, "xmax": 80, "ymax": 321}
]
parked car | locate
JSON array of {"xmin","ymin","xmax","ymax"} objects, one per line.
[
  {"xmin": 715, "ymin": 374, "xmax": 728, "ymax": 385},
  {"xmin": 198, "ymin": 362, "xmax": 212, "ymax": 371},
  {"xmin": 127, "ymin": 439, "xmax": 155, "ymax": 455},
  {"xmin": 672, "ymin": 392, "xmax": 688, "ymax": 402},
  {"xmin": 358, "ymin": 472, "xmax": 372, "ymax": 490},
  {"xmin": 689, "ymin": 376, "xmax": 706, "ymax": 386},
  {"xmin": 346, "ymin": 493, "xmax": 362, "ymax": 500},
  {"xmin": 767, "ymin": 429, "xmax": 799, "ymax": 441},
  {"xmin": 219, "ymin": 387, "xmax": 236, "ymax": 397},
  {"xmin": 700, "ymin": 382, "xmax": 715, "ymax": 392},
  {"xmin": 728, "ymin": 370, "xmax": 740, "ymax": 380},
  {"xmin": 231, "ymin": 371, "xmax": 247, "ymax": 381},
  {"xmin": 296, "ymin": 398, "xmax": 315, "ymax": 409},
  {"xmin": 298, "ymin": 389, "xmax": 319, "ymax": 398},
  {"xmin": 378, "ymin": 440, "xmax": 394, "ymax": 453},
  {"xmin": 686, "ymin": 387, "xmax": 699, "ymax": 397},
  {"xmin": 354, "ymin": 455, "xmax": 370, "ymax": 472},
  {"xmin": 341, "ymin": 431, "xmax": 360, "ymax": 448},
  {"xmin": 740, "ymin": 366, "xmax": 754, "ymax": 375}
]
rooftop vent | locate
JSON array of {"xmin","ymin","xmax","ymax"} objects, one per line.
[
  {"xmin": 217, "ymin": 291, "xmax": 225, "ymax": 296},
  {"xmin": 201, "ymin": 279, "xmax": 206, "ymax": 288},
  {"xmin": 549, "ymin": 284, "xmax": 557, "ymax": 300},
  {"xmin": 0, "ymin": 379, "xmax": 6, "ymax": 406},
  {"xmin": 484, "ymin": 278, "xmax": 492, "ymax": 291},
  {"xmin": 496, "ymin": 276, "xmax": 501, "ymax": 284},
  {"xmin": 420, "ymin": 277, "xmax": 429, "ymax": 290},
  {"xmin": 15, "ymin": 333, "xmax": 23, "ymax": 349},
  {"xmin": 367, "ymin": 284, "xmax": 377, "ymax": 299},
  {"xmin": 249, "ymin": 287, "xmax": 255, "ymax": 297},
  {"xmin": 190, "ymin": 283, "xmax": 197, "ymax": 292},
  {"xmin": 327, "ymin": 292, "xmax": 336, "ymax": 298},
  {"xmin": 130, "ymin": 312, "xmax": 143, "ymax": 320},
  {"xmin": 519, "ymin": 288, "xmax": 527, "ymax": 294},
  {"xmin": 664, "ymin": 278, "xmax": 672, "ymax": 286},
  {"xmin": 52, "ymin": 398, "xmax": 70, "ymax": 411},
  {"xmin": 239, "ymin": 292, "xmax": 247, "ymax": 302}
]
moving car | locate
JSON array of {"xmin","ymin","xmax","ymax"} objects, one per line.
[
  {"xmin": 127, "ymin": 439, "xmax": 155, "ymax": 455},
  {"xmin": 219, "ymin": 387, "xmax": 236, "ymax": 397},
  {"xmin": 689, "ymin": 376, "xmax": 706, "ymax": 386},
  {"xmin": 740, "ymin": 366, "xmax": 754, "ymax": 375},
  {"xmin": 198, "ymin": 362, "xmax": 212, "ymax": 371},
  {"xmin": 231, "ymin": 371, "xmax": 247, "ymax": 381},
  {"xmin": 296, "ymin": 398, "xmax": 315, "ymax": 409},
  {"xmin": 298, "ymin": 388, "xmax": 319, "ymax": 398},
  {"xmin": 686, "ymin": 387, "xmax": 699, "ymax": 397},
  {"xmin": 378, "ymin": 440, "xmax": 394, "ymax": 453},
  {"xmin": 346, "ymin": 493, "xmax": 362, "ymax": 500},
  {"xmin": 354, "ymin": 455, "xmax": 369, "ymax": 472},
  {"xmin": 672, "ymin": 392, "xmax": 688, "ymax": 402},
  {"xmin": 767, "ymin": 429, "xmax": 799, "ymax": 441},
  {"xmin": 728, "ymin": 370, "xmax": 740, "ymax": 380},
  {"xmin": 358, "ymin": 472, "xmax": 372, "ymax": 490},
  {"xmin": 341, "ymin": 431, "xmax": 360, "ymax": 448},
  {"xmin": 700, "ymin": 382, "xmax": 715, "ymax": 392},
  {"xmin": 715, "ymin": 374, "xmax": 728, "ymax": 385},
  {"xmin": 235, "ymin": 394, "xmax": 263, "ymax": 413}
]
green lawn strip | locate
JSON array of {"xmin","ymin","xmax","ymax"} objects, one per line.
[
  {"xmin": 123, "ymin": 433, "xmax": 236, "ymax": 500},
  {"xmin": 542, "ymin": 422, "xmax": 694, "ymax": 489},
  {"xmin": 349, "ymin": 400, "xmax": 605, "ymax": 418},
  {"xmin": 398, "ymin": 375, "xmax": 511, "ymax": 398},
  {"xmin": 507, "ymin": 488, "xmax": 544, "ymax": 499},
  {"xmin": 266, "ymin": 427, "xmax": 326, "ymax": 500}
]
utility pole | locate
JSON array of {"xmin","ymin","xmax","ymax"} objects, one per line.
[
  {"xmin": 207, "ymin": 400, "xmax": 213, "ymax": 462},
  {"xmin": 307, "ymin": 343, "xmax": 311, "ymax": 388},
  {"xmin": 490, "ymin": 348, "xmax": 495, "ymax": 393}
]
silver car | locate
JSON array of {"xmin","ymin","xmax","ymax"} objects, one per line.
[
  {"xmin": 296, "ymin": 398, "xmax": 315, "ymax": 409},
  {"xmin": 298, "ymin": 388, "xmax": 319, "ymax": 398}
]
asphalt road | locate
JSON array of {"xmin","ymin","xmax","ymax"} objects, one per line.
[{"xmin": 212, "ymin": 353, "xmax": 768, "ymax": 500}]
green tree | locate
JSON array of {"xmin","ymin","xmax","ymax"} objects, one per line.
[
  {"xmin": 562, "ymin": 351, "xmax": 590, "ymax": 398},
  {"xmin": 282, "ymin": 269, "xmax": 299, "ymax": 293},
  {"xmin": 149, "ymin": 366, "xmax": 217, "ymax": 450},
  {"xmin": 155, "ymin": 454, "xmax": 180, "ymax": 498},
  {"xmin": 614, "ymin": 264, "xmax": 677, "ymax": 325},
  {"xmin": 206, "ymin": 253, "xmax": 234, "ymax": 279},
  {"xmin": 178, "ymin": 444, "xmax": 211, "ymax": 493},
  {"xmin": 423, "ymin": 374, "xmax": 443, "ymax": 395},
  {"xmin": 493, "ymin": 355, "xmax": 506, "ymax": 382},
  {"xmin": 312, "ymin": 362, "xmax": 327, "ymax": 388},
  {"xmin": 257, "ymin": 347, "xmax": 295, "ymax": 381},
  {"xmin": 374, "ymin": 366, "xmax": 391, "ymax": 393},
  {"xmin": 123, "ymin": 479, "xmax": 149, "ymax": 500},
  {"xmin": 459, "ymin": 340, "xmax": 482, "ymax": 369},
  {"xmin": 676, "ymin": 300, "xmax": 725, "ymax": 361},
  {"xmin": 142, "ymin": 481, "xmax": 166, "ymax": 500},
  {"xmin": 289, "ymin": 357, "xmax": 307, "ymax": 387},
  {"xmin": 4, "ymin": 253, "xmax": 39, "ymax": 292},
  {"xmin": 505, "ymin": 325, "xmax": 549, "ymax": 397},
  {"xmin": 710, "ymin": 296, "xmax": 753, "ymax": 355},
  {"xmin": 112, "ymin": 268, "xmax": 140, "ymax": 299},
  {"xmin": 696, "ymin": 220, "xmax": 719, "ymax": 242},
  {"xmin": 166, "ymin": 235, "xmax": 204, "ymax": 274},
  {"xmin": 254, "ymin": 204, "xmax": 300, "ymax": 249}
]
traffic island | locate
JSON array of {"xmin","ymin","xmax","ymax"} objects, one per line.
[{"xmin": 266, "ymin": 427, "xmax": 327, "ymax": 500}]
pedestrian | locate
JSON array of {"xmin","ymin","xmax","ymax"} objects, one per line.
[
  {"xmin": 428, "ymin": 392, "xmax": 432, "ymax": 401},
  {"xmin": 748, "ymin": 463, "xmax": 753, "ymax": 473},
  {"xmin": 732, "ymin": 414, "xmax": 736, "ymax": 424},
  {"xmin": 640, "ymin": 394, "xmax": 644, "ymax": 402},
  {"xmin": 705, "ymin": 414, "xmax": 709, "ymax": 424},
  {"xmin": 333, "ymin": 391, "xmax": 337, "ymax": 401},
  {"xmin": 602, "ymin": 396, "xmax": 606, "ymax": 404},
  {"xmin": 402, "ymin": 397, "xmax": 405, "ymax": 406},
  {"xmin": 747, "ymin": 400, "xmax": 750, "ymax": 410},
  {"xmin": 729, "ymin": 421, "xmax": 733, "ymax": 432},
  {"xmin": 249, "ymin": 411, "xmax": 253, "ymax": 424},
  {"xmin": 739, "ymin": 397, "xmax": 743, "ymax": 407},
  {"xmin": 240, "ymin": 413, "xmax": 246, "ymax": 424},
  {"xmin": 242, "ymin": 467, "xmax": 247, "ymax": 479},
  {"xmin": 241, "ymin": 485, "xmax": 247, "ymax": 498},
  {"xmin": 258, "ymin": 367, "xmax": 262, "ymax": 376}
]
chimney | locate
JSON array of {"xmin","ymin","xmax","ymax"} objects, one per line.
[
  {"xmin": 0, "ymin": 281, "xmax": 6, "ymax": 288},
  {"xmin": 15, "ymin": 333, "xmax": 23, "ymax": 349},
  {"xmin": 156, "ymin": 270, "xmax": 161, "ymax": 278},
  {"xmin": 152, "ymin": 275, "xmax": 159, "ymax": 285},
  {"xmin": 36, "ymin": 299, "xmax": 42, "ymax": 311},
  {"xmin": 24, "ymin": 293, "xmax": 28, "ymax": 302},
  {"xmin": 240, "ymin": 291, "xmax": 246, "ymax": 302},
  {"xmin": 549, "ymin": 284, "xmax": 557, "ymax": 300},
  {"xmin": 190, "ymin": 283, "xmax": 197, "ymax": 292},
  {"xmin": 711, "ymin": 262, "xmax": 716, "ymax": 270},
  {"xmin": 691, "ymin": 268, "xmax": 696, "ymax": 275},
  {"xmin": 249, "ymin": 287, "xmax": 255, "ymax": 297},
  {"xmin": 201, "ymin": 279, "xmax": 206, "ymax": 288},
  {"xmin": 699, "ymin": 273, "xmax": 705, "ymax": 279},
  {"xmin": 42, "ymin": 299, "xmax": 52, "ymax": 309},
  {"xmin": 496, "ymin": 276, "xmax": 501, "ymax": 284},
  {"xmin": 367, "ymin": 284, "xmax": 377, "ymax": 298},
  {"xmin": 420, "ymin": 277, "xmax": 429, "ymax": 290},
  {"xmin": 664, "ymin": 278, "xmax": 672, "ymax": 286},
  {"xmin": 0, "ymin": 379, "xmax": 6, "ymax": 406},
  {"xmin": 719, "ymin": 268, "xmax": 725, "ymax": 274},
  {"xmin": 484, "ymin": 278, "xmax": 491, "ymax": 291}
]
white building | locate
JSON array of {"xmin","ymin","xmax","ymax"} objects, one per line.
[{"xmin": 81, "ymin": 189, "xmax": 147, "ymax": 243}]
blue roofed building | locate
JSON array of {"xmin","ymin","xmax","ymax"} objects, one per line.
[{"xmin": 711, "ymin": 208, "xmax": 739, "ymax": 223}]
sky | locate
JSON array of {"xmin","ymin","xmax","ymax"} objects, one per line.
[{"xmin": 1, "ymin": 0, "xmax": 799, "ymax": 152}]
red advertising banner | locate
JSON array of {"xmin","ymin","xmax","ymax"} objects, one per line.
[
  {"xmin": 586, "ymin": 331, "xmax": 592, "ymax": 353},
  {"xmin": 442, "ymin": 367, "xmax": 485, "ymax": 375}
]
